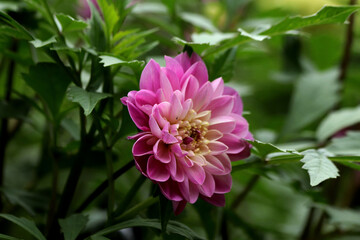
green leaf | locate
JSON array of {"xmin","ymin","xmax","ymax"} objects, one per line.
[
  {"xmin": 248, "ymin": 140, "xmax": 300, "ymax": 160},
  {"xmin": 0, "ymin": 11, "xmax": 33, "ymax": 40},
  {"xmin": 87, "ymin": 0, "xmax": 106, "ymax": 52},
  {"xmin": 316, "ymin": 107, "xmax": 360, "ymax": 142},
  {"xmin": 59, "ymin": 214, "xmax": 89, "ymax": 240},
  {"xmin": 261, "ymin": 6, "xmax": 360, "ymax": 36},
  {"xmin": 1, "ymin": 187, "xmax": 48, "ymax": 216},
  {"xmin": 0, "ymin": 234, "xmax": 22, "ymax": 240},
  {"xmin": 210, "ymin": 47, "xmax": 237, "ymax": 82},
  {"xmin": 30, "ymin": 36, "xmax": 57, "ymax": 48},
  {"xmin": 91, "ymin": 218, "xmax": 205, "ymax": 240},
  {"xmin": 300, "ymin": 149, "xmax": 339, "ymax": 186},
  {"xmin": 0, "ymin": 99, "xmax": 31, "ymax": 119},
  {"xmin": 99, "ymin": 55, "xmax": 144, "ymax": 68},
  {"xmin": 326, "ymin": 131, "xmax": 360, "ymax": 156},
  {"xmin": 89, "ymin": 236, "xmax": 110, "ymax": 240},
  {"xmin": 179, "ymin": 12, "xmax": 218, "ymax": 32},
  {"xmin": 316, "ymin": 204, "xmax": 360, "ymax": 230},
  {"xmin": 0, "ymin": 214, "xmax": 46, "ymax": 240},
  {"xmin": 97, "ymin": 0, "xmax": 119, "ymax": 36},
  {"xmin": 56, "ymin": 14, "xmax": 88, "ymax": 33},
  {"xmin": 66, "ymin": 86, "xmax": 111, "ymax": 116},
  {"xmin": 175, "ymin": 6, "xmax": 360, "ymax": 56},
  {"xmin": 283, "ymin": 68, "xmax": 340, "ymax": 133},
  {"xmin": 23, "ymin": 63, "xmax": 72, "ymax": 118}
]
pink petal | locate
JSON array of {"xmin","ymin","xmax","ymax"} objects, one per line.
[
  {"xmin": 220, "ymin": 133, "xmax": 246, "ymax": 154},
  {"xmin": 153, "ymin": 103, "xmax": 170, "ymax": 128},
  {"xmin": 168, "ymin": 90, "xmax": 184, "ymax": 123},
  {"xmin": 181, "ymin": 75, "xmax": 199, "ymax": 100},
  {"xmin": 178, "ymin": 178, "xmax": 199, "ymax": 203},
  {"xmin": 186, "ymin": 163, "xmax": 206, "ymax": 185},
  {"xmin": 209, "ymin": 116, "xmax": 236, "ymax": 133},
  {"xmin": 206, "ymin": 95, "xmax": 234, "ymax": 118},
  {"xmin": 139, "ymin": 59, "xmax": 161, "ymax": 92},
  {"xmin": 132, "ymin": 135, "xmax": 154, "ymax": 156},
  {"xmin": 211, "ymin": 77, "xmax": 224, "ymax": 98},
  {"xmin": 179, "ymin": 99, "xmax": 193, "ymax": 120},
  {"xmin": 204, "ymin": 154, "xmax": 231, "ymax": 175},
  {"xmin": 193, "ymin": 82, "xmax": 214, "ymax": 112},
  {"xmin": 207, "ymin": 141, "xmax": 229, "ymax": 154},
  {"xmin": 134, "ymin": 155, "xmax": 149, "ymax": 177},
  {"xmin": 205, "ymin": 129, "xmax": 223, "ymax": 141},
  {"xmin": 168, "ymin": 157, "xmax": 185, "ymax": 182},
  {"xmin": 154, "ymin": 139, "xmax": 172, "ymax": 163},
  {"xmin": 159, "ymin": 69, "xmax": 173, "ymax": 101},
  {"xmin": 147, "ymin": 155, "xmax": 170, "ymax": 182},
  {"xmin": 201, "ymin": 193, "xmax": 225, "ymax": 207},
  {"xmin": 213, "ymin": 174, "xmax": 232, "ymax": 194},
  {"xmin": 127, "ymin": 102, "xmax": 149, "ymax": 131},
  {"xmin": 159, "ymin": 180, "xmax": 183, "ymax": 201},
  {"xmin": 135, "ymin": 90, "xmax": 157, "ymax": 115},
  {"xmin": 224, "ymin": 86, "xmax": 243, "ymax": 114},
  {"xmin": 165, "ymin": 55, "xmax": 184, "ymax": 81},
  {"xmin": 199, "ymin": 172, "xmax": 215, "ymax": 197},
  {"xmin": 149, "ymin": 115, "xmax": 162, "ymax": 138},
  {"xmin": 172, "ymin": 200, "xmax": 187, "ymax": 215},
  {"xmin": 231, "ymin": 114, "xmax": 250, "ymax": 137},
  {"xmin": 127, "ymin": 132, "xmax": 149, "ymax": 140},
  {"xmin": 171, "ymin": 144, "xmax": 186, "ymax": 158},
  {"xmin": 228, "ymin": 139, "xmax": 252, "ymax": 161},
  {"xmin": 181, "ymin": 61, "xmax": 208, "ymax": 87}
]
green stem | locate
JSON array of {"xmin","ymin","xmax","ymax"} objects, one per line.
[
  {"xmin": 75, "ymin": 161, "xmax": 134, "ymax": 213},
  {"xmin": 47, "ymin": 109, "xmax": 88, "ymax": 239},
  {"xmin": 0, "ymin": 54, "xmax": 16, "ymax": 212},
  {"xmin": 113, "ymin": 175, "xmax": 146, "ymax": 217},
  {"xmin": 115, "ymin": 197, "xmax": 159, "ymax": 222},
  {"xmin": 92, "ymin": 113, "xmax": 115, "ymax": 222},
  {"xmin": 41, "ymin": 0, "xmax": 62, "ymax": 38},
  {"xmin": 231, "ymin": 175, "xmax": 260, "ymax": 209}
]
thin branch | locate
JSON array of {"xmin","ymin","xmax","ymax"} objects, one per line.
[
  {"xmin": 75, "ymin": 161, "xmax": 134, "ymax": 213},
  {"xmin": 0, "ymin": 42, "xmax": 17, "ymax": 212},
  {"xmin": 338, "ymin": 0, "xmax": 357, "ymax": 83},
  {"xmin": 231, "ymin": 175, "xmax": 260, "ymax": 210}
]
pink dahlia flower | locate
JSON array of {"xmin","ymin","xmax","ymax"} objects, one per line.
[{"xmin": 121, "ymin": 52, "xmax": 252, "ymax": 214}]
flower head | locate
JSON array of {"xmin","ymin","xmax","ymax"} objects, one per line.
[{"xmin": 121, "ymin": 52, "xmax": 252, "ymax": 214}]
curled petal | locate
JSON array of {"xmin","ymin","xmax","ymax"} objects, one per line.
[
  {"xmin": 154, "ymin": 140, "xmax": 172, "ymax": 163},
  {"xmin": 127, "ymin": 102, "xmax": 149, "ymax": 131},
  {"xmin": 133, "ymin": 135, "xmax": 155, "ymax": 156},
  {"xmin": 201, "ymin": 193, "xmax": 225, "ymax": 207},
  {"xmin": 147, "ymin": 155, "xmax": 170, "ymax": 182},
  {"xmin": 199, "ymin": 172, "xmax": 215, "ymax": 197},
  {"xmin": 159, "ymin": 180, "xmax": 183, "ymax": 201},
  {"xmin": 172, "ymin": 200, "xmax": 187, "ymax": 216},
  {"xmin": 213, "ymin": 174, "xmax": 232, "ymax": 194}
]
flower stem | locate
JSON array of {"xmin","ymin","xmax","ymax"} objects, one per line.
[
  {"xmin": 75, "ymin": 161, "xmax": 134, "ymax": 213},
  {"xmin": 0, "ymin": 42, "xmax": 17, "ymax": 212},
  {"xmin": 115, "ymin": 196, "xmax": 159, "ymax": 222},
  {"xmin": 92, "ymin": 112, "xmax": 115, "ymax": 222},
  {"xmin": 113, "ymin": 175, "xmax": 147, "ymax": 217},
  {"xmin": 231, "ymin": 175, "xmax": 260, "ymax": 210},
  {"xmin": 338, "ymin": 0, "xmax": 357, "ymax": 84}
]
